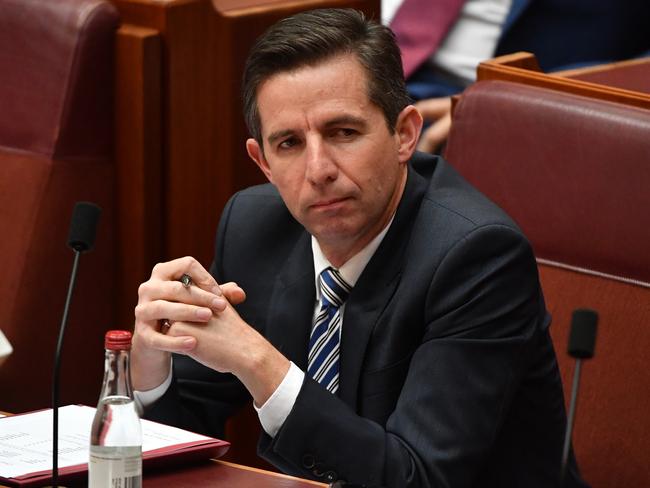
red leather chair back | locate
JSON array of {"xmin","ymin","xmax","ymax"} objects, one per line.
[
  {"xmin": 445, "ymin": 80, "xmax": 650, "ymax": 487},
  {"xmin": 0, "ymin": 0, "xmax": 119, "ymax": 412}
]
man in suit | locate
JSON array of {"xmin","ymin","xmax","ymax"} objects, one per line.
[{"xmin": 131, "ymin": 9, "xmax": 587, "ymax": 487}]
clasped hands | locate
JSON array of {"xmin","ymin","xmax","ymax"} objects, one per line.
[{"xmin": 132, "ymin": 256, "xmax": 289, "ymax": 406}]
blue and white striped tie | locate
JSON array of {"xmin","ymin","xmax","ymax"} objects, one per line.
[{"xmin": 307, "ymin": 267, "xmax": 351, "ymax": 393}]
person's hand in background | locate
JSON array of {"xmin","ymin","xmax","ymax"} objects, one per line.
[{"xmin": 415, "ymin": 96, "xmax": 452, "ymax": 154}]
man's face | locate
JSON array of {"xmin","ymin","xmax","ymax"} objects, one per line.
[{"xmin": 246, "ymin": 54, "xmax": 420, "ymax": 264}]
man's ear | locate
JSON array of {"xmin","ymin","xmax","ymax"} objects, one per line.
[
  {"xmin": 246, "ymin": 138, "xmax": 273, "ymax": 183},
  {"xmin": 394, "ymin": 105, "xmax": 424, "ymax": 163}
]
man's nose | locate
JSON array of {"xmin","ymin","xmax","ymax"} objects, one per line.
[{"xmin": 304, "ymin": 137, "xmax": 338, "ymax": 185}]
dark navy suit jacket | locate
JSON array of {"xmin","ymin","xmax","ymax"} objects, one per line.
[
  {"xmin": 498, "ymin": 0, "xmax": 650, "ymax": 71},
  {"xmin": 148, "ymin": 153, "xmax": 588, "ymax": 487}
]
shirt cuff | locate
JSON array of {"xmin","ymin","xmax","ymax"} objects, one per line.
[
  {"xmin": 254, "ymin": 361, "xmax": 304, "ymax": 438},
  {"xmin": 133, "ymin": 360, "xmax": 173, "ymax": 415}
]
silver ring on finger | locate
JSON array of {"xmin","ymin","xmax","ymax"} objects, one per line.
[{"xmin": 180, "ymin": 273, "xmax": 193, "ymax": 289}]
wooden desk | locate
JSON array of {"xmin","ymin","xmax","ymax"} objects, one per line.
[
  {"xmin": 146, "ymin": 460, "xmax": 326, "ymax": 487},
  {"xmin": 0, "ymin": 460, "xmax": 325, "ymax": 487}
]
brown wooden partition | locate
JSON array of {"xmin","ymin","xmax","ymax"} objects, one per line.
[
  {"xmin": 114, "ymin": 24, "xmax": 164, "ymax": 328},
  {"xmin": 477, "ymin": 52, "xmax": 650, "ymax": 111}
]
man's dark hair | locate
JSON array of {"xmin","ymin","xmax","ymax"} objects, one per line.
[{"xmin": 242, "ymin": 8, "xmax": 411, "ymax": 145}]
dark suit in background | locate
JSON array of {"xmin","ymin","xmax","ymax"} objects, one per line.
[{"xmin": 148, "ymin": 152, "xmax": 587, "ymax": 487}]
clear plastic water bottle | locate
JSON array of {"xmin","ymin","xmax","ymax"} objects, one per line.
[{"xmin": 89, "ymin": 330, "xmax": 142, "ymax": 487}]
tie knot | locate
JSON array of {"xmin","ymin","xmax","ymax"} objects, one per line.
[{"xmin": 319, "ymin": 267, "xmax": 351, "ymax": 308}]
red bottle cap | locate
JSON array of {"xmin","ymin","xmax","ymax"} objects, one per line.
[{"xmin": 105, "ymin": 330, "xmax": 132, "ymax": 350}]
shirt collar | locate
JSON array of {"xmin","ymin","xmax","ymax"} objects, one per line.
[{"xmin": 311, "ymin": 215, "xmax": 395, "ymax": 298}]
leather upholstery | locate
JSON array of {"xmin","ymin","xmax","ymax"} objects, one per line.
[
  {"xmin": 446, "ymin": 80, "xmax": 650, "ymax": 285},
  {"xmin": 0, "ymin": 0, "xmax": 119, "ymax": 412},
  {"xmin": 446, "ymin": 80, "xmax": 650, "ymax": 487}
]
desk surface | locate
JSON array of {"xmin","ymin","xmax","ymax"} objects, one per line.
[
  {"xmin": 146, "ymin": 460, "xmax": 326, "ymax": 487},
  {"xmin": 0, "ymin": 460, "xmax": 326, "ymax": 488}
]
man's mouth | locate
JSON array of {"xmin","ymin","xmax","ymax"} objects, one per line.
[{"xmin": 310, "ymin": 197, "xmax": 351, "ymax": 210}]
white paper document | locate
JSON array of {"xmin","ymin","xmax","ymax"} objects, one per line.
[{"xmin": 0, "ymin": 404, "xmax": 212, "ymax": 479}]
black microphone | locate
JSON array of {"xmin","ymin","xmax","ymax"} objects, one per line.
[
  {"xmin": 560, "ymin": 308, "xmax": 598, "ymax": 487},
  {"xmin": 52, "ymin": 202, "xmax": 101, "ymax": 487}
]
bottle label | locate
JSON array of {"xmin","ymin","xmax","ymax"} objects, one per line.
[{"xmin": 89, "ymin": 445, "xmax": 142, "ymax": 488}]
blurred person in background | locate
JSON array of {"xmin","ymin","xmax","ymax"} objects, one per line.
[{"xmin": 384, "ymin": 0, "xmax": 650, "ymax": 153}]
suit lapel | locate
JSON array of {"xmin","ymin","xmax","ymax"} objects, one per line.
[
  {"xmin": 338, "ymin": 163, "xmax": 431, "ymax": 410},
  {"xmin": 265, "ymin": 232, "xmax": 315, "ymax": 371}
]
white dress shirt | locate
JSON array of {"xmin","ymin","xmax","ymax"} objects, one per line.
[{"xmin": 431, "ymin": 0, "xmax": 512, "ymax": 83}]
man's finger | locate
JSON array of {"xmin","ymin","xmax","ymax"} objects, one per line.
[
  {"xmin": 221, "ymin": 282, "xmax": 246, "ymax": 306},
  {"xmin": 138, "ymin": 324, "xmax": 197, "ymax": 353},
  {"xmin": 150, "ymin": 256, "xmax": 221, "ymax": 295},
  {"xmin": 139, "ymin": 279, "xmax": 226, "ymax": 310},
  {"xmin": 135, "ymin": 300, "xmax": 214, "ymax": 323}
]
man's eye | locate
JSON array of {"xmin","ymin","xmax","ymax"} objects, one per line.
[
  {"xmin": 337, "ymin": 128, "xmax": 357, "ymax": 137},
  {"xmin": 279, "ymin": 138, "xmax": 298, "ymax": 149}
]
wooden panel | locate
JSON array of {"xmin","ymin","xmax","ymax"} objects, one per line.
[
  {"xmin": 144, "ymin": 460, "xmax": 326, "ymax": 487},
  {"xmin": 477, "ymin": 52, "xmax": 650, "ymax": 110},
  {"xmin": 541, "ymin": 265, "xmax": 650, "ymax": 488},
  {"xmin": 114, "ymin": 24, "xmax": 164, "ymax": 327},
  {"xmin": 558, "ymin": 57, "xmax": 650, "ymax": 94}
]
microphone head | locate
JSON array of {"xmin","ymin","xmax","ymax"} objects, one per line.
[
  {"xmin": 568, "ymin": 308, "xmax": 598, "ymax": 359},
  {"xmin": 67, "ymin": 202, "xmax": 101, "ymax": 252}
]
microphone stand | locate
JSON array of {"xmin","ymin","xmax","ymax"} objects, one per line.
[
  {"xmin": 560, "ymin": 308, "xmax": 598, "ymax": 487},
  {"xmin": 50, "ymin": 201, "xmax": 100, "ymax": 488},
  {"xmin": 560, "ymin": 357, "xmax": 583, "ymax": 487},
  {"xmin": 51, "ymin": 250, "xmax": 81, "ymax": 488}
]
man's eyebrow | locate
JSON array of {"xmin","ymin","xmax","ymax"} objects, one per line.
[{"xmin": 323, "ymin": 114, "xmax": 367, "ymax": 128}]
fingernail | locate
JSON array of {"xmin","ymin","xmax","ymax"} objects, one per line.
[
  {"xmin": 182, "ymin": 338, "xmax": 195, "ymax": 348},
  {"xmin": 211, "ymin": 297, "xmax": 226, "ymax": 309},
  {"xmin": 196, "ymin": 308, "xmax": 211, "ymax": 320}
]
